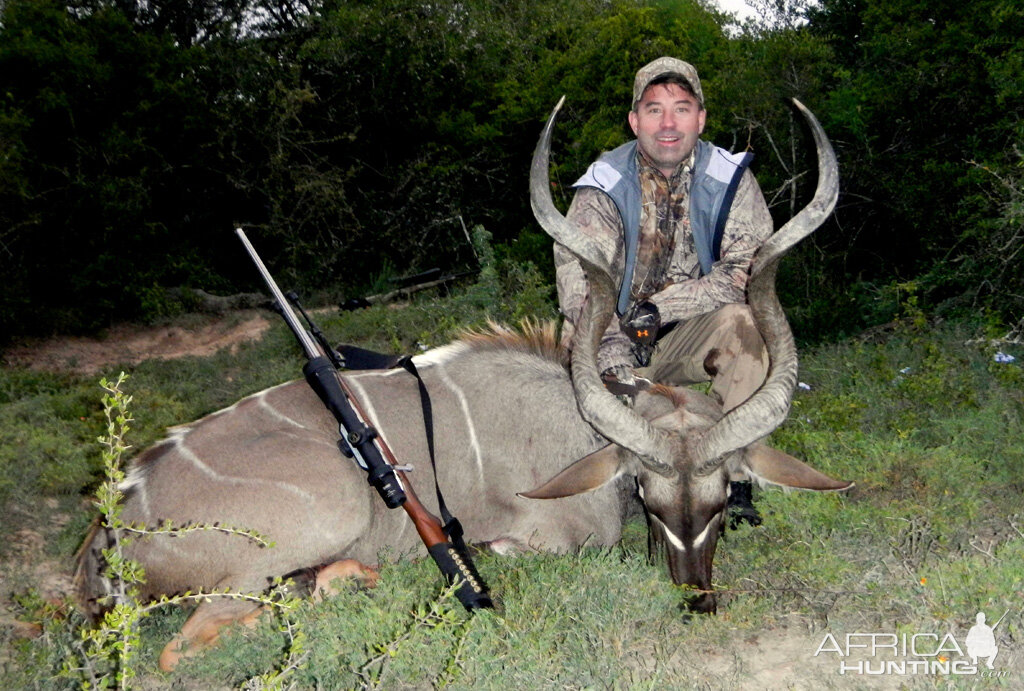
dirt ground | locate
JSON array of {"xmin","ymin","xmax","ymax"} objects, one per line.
[{"xmin": 1, "ymin": 310, "xmax": 271, "ymax": 375}]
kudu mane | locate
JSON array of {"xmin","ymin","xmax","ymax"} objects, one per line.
[
  {"xmin": 644, "ymin": 383, "xmax": 699, "ymax": 410},
  {"xmin": 455, "ymin": 319, "xmax": 570, "ymax": 367}
]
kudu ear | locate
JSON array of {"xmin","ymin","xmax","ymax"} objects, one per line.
[
  {"xmin": 738, "ymin": 443, "xmax": 854, "ymax": 491},
  {"xmin": 518, "ymin": 444, "xmax": 622, "ymax": 500}
]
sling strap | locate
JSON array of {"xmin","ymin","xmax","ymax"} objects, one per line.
[
  {"xmin": 399, "ymin": 357, "xmax": 472, "ymax": 555},
  {"xmin": 337, "ymin": 343, "xmax": 405, "ymax": 370},
  {"xmin": 338, "ymin": 344, "xmax": 482, "ymax": 579}
]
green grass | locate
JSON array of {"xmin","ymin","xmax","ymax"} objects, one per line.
[{"xmin": 1, "ymin": 279, "xmax": 1022, "ymax": 688}]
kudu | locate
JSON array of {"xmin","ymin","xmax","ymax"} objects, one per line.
[{"xmin": 76, "ymin": 98, "xmax": 850, "ymax": 670}]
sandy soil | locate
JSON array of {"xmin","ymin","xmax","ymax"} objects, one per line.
[{"xmin": 2, "ymin": 311, "xmax": 271, "ymax": 375}]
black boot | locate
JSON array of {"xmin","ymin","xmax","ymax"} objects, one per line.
[{"xmin": 728, "ymin": 481, "xmax": 762, "ymax": 529}]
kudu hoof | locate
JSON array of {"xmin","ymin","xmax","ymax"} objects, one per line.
[
  {"xmin": 157, "ymin": 560, "xmax": 379, "ymax": 672},
  {"xmin": 682, "ymin": 591, "xmax": 718, "ymax": 616}
]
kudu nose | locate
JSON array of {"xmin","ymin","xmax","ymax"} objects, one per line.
[{"xmin": 682, "ymin": 591, "xmax": 717, "ymax": 615}]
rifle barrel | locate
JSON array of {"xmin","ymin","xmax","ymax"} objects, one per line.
[{"xmin": 235, "ymin": 228, "xmax": 320, "ymax": 360}]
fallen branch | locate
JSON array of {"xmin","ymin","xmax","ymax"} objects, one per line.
[
  {"xmin": 167, "ymin": 287, "xmax": 266, "ymax": 313},
  {"xmin": 341, "ymin": 271, "xmax": 476, "ymax": 310}
]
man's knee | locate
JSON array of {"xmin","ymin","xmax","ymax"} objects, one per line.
[
  {"xmin": 714, "ymin": 302, "xmax": 752, "ymax": 321},
  {"xmin": 713, "ymin": 304, "xmax": 765, "ymax": 361},
  {"xmin": 644, "ymin": 303, "xmax": 765, "ymax": 387},
  {"xmin": 701, "ymin": 304, "xmax": 768, "ymax": 411},
  {"xmin": 712, "ymin": 302, "xmax": 755, "ymax": 332}
]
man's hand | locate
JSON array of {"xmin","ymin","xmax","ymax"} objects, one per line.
[
  {"xmin": 601, "ymin": 365, "xmax": 652, "ymax": 406},
  {"xmin": 621, "ymin": 301, "xmax": 660, "ymax": 367}
]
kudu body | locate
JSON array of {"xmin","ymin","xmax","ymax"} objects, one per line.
[{"xmin": 76, "ymin": 98, "xmax": 850, "ymax": 669}]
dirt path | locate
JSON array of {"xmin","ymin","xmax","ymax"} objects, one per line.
[{"xmin": 2, "ymin": 311, "xmax": 271, "ymax": 375}]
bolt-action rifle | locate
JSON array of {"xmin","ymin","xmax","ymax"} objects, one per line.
[{"xmin": 236, "ymin": 228, "xmax": 492, "ymax": 611}]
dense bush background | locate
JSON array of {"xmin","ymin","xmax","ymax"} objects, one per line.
[{"xmin": 1, "ymin": 0, "xmax": 1021, "ymax": 340}]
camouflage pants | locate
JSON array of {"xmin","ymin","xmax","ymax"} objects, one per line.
[{"xmin": 636, "ymin": 303, "xmax": 768, "ymax": 412}]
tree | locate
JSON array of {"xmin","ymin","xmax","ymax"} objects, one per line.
[
  {"xmin": 806, "ymin": 0, "xmax": 1024, "ymax": 320},
  {"xmin": 0, "ymin": 0, "xmax": 241, "ymax": 334}
]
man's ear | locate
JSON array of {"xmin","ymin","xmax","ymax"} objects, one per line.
[
  {"xmin": 698, "ymin": 108, "xmax": 706, "ymax": 135},
  {"xmin": 628, "ymin": 110, "xmax": 639, "ymax": 136},
  {"xmin": 518, "ymin": 444, "xmax": 622, "ymax": 499}
]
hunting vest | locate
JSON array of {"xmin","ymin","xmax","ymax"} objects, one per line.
[{"xmin": 572, "ymin": 139, "xmax": 754, "ymax": 315}]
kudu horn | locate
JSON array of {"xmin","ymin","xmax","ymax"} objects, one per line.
[
  {"xmin": 692, "ymin": 98, "xmax": 839, "ymax": 475},
  {"xmin": 530, "ymin": 96, "xmax": 677, "ymax": 475}
]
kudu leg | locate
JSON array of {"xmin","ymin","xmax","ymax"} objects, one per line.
[
  {"xmin": 158, "ymin": 560, "xmax": 378, "ymax": 672},
  {"xmin": 312, "ymin": 558, "xmax": 380, "ymax": 599},
  {"xmin": 159, "ymin": 598, "xmax": 264, "ymax": 671}
]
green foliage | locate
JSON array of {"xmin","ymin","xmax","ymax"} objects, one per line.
[
  {"xmin": 316, "ymin": 226, "xmax": 557, "ymax": 354},
  {"xmin": 0, "ymin": 371, "xmax": 103, "ymax": 515},
  {"xmin": 0, "ymin": 0, "xmax": 240, "ymax": 336},
  {"xmin": 803, "ymin": 0, "xmax": 1024, "ymax": 325}
]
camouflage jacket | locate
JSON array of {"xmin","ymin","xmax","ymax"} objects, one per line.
[{"xmin": 554, "ymin": 144, "xmax": 772, "ymax": 372}]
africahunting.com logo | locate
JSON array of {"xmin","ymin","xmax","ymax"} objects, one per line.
[{"xmin": 814, "ymin": 610, "xmax": 1011, "ymax": 677}]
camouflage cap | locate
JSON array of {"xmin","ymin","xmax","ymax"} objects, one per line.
[{"xmin": 632, "ymin": 57, "xmax": 704, "ymax": 110}]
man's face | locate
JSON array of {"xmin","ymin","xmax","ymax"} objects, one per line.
[{"xmin": 628, "ymin": 83, "xmax": 706, "ymax": 178}]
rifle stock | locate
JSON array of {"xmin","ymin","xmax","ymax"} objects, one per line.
[{"xmin": 236, "ymin": 228, "xmax": 492, "ymax": 611}]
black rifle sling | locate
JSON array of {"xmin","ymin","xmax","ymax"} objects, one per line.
[
  {"xmin": 336, "ymin": 343, "xmax": 405, "ymax": 370},
  {"xmin": 399, "ymin": 357, "xmax": 467, "ymax": 549},
  {"xmin": 337, "ymin": 344, "xmax": 490, "ymax": 599}
]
